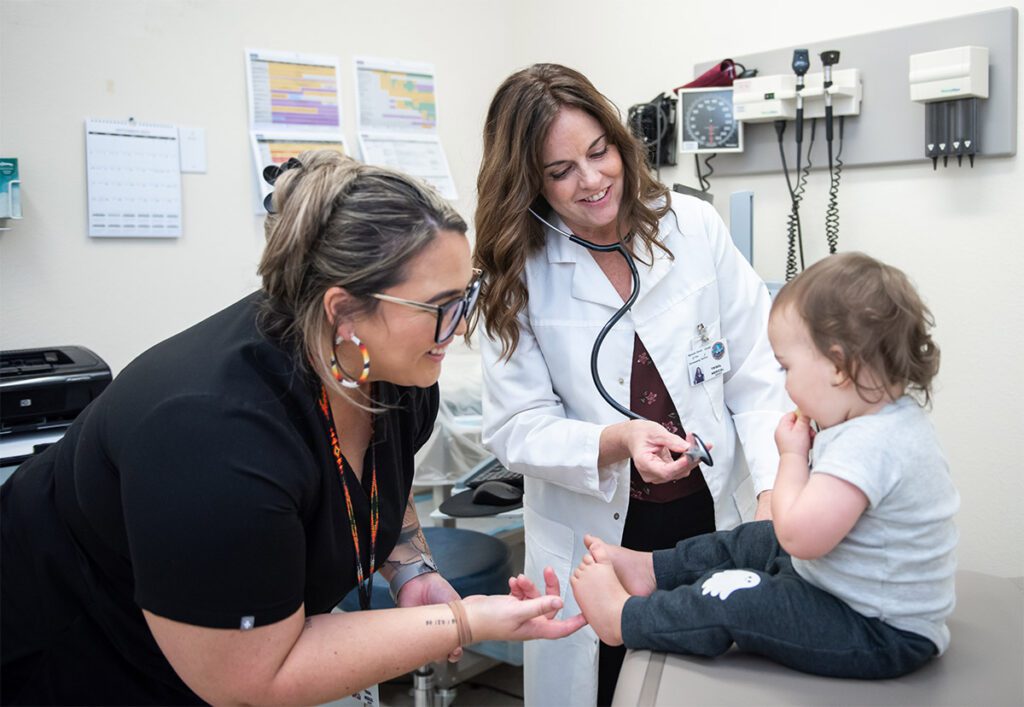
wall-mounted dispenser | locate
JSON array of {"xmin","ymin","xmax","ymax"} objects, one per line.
[
  {"xmin": 909, "ymin": 46, "xmax": 989, "ymax": 168},
  {"xmin": 0, "ymin": 158, "xmax": 22, "ymax": 230}
]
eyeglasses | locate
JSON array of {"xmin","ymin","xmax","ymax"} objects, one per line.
[{"xmin": 371, "ymin": 269, "xmax": 482, "ymax": 344}]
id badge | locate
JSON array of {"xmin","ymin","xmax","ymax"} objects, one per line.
[
  {"xmin": 687, "ymin": 338, "xmax": 731, "ymax": 386},
  {"xmin": 339, "ymin": 684, "xmax": 380, "ymax": 706}
]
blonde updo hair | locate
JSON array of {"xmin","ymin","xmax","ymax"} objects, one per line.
[{"xmin": 258, "ymin": 150, "xmax": 467, "ymax": 395}]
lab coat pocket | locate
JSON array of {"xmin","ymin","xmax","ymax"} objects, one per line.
[
  {"xmin": 731, "ymin": 474, "xmax": 757, "ymax": 522},
  {"xmin": 523, "ymin": 507, "xmax": 576, "ymax": 605}
]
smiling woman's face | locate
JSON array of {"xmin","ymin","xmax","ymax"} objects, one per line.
[
  {"xmin": 350, "ymin": 229, "xmax": 472, "ymax": 388},
  {"xmin": 540, "ymin": 107, "xmax": 624, "ymax": 243}
]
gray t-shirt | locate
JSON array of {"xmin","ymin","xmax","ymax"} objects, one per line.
[{"xmin": 792, "ymin": 396, "xmax": 959, "ymax": 653}]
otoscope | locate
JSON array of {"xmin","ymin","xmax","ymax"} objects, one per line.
[
  {"xmin": 793, "ymin": 50, "xmax": 810, "ymax": 171},
  {"xmin": 527, "ymin": 207, "xmax": 714, "ymax": 467},
  {"xmin": 821, "ymin": 50, "xmax": 842, "ymax": 254}
]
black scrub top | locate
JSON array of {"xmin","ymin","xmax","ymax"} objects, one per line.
[{"xmin": 0, "ymin": 293, "xmax": 439, "ymax": 705}]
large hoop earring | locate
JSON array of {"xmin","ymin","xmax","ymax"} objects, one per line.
[{"xmin": 331, "ymin": 333, "xmax": 370, "ymax": 389}]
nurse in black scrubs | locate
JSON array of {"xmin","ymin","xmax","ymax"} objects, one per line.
[{"xmin": 1, "ymin": 151, "xmax": 584, "ymax": 705}]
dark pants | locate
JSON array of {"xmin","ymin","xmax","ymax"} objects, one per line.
[
  {"xmin": 597, "ymin": 488, "xmax": 715, "ymax": 706},
  {"xmin": 621, "ymin": 520, "xmax": 937, "ymax": 679}
]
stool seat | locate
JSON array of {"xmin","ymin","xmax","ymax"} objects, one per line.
[{"xmin": 339, "ymin": 527, "xmax": 513, "ymax": 611}]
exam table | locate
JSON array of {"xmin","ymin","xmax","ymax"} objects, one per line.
[{"xmin": 613, "ymin": 571, "xmax": 1024, "ymax": 706}]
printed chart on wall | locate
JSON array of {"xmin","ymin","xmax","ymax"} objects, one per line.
[
  {"xmin": 354, "ymin": 56, "xmax": 456, "ymax": 199},
  {"xmin": 245, "ymin": 49, "xmax": 347, "ymax": 212},
  {"xmin": 85, "ymin": 119, "xmax": 182, "ymax": 238}
]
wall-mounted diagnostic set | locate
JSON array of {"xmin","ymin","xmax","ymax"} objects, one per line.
[{"xmin": 642, "ymin": 7, "xmax": 1018, "ymax": 282}]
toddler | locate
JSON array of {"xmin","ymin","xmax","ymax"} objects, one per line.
[{"xmin": 570, "ymin": 252, "xmax": 959, "ymax": 679}]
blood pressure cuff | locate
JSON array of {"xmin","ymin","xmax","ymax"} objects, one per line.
[{"xmin": 676, "ymin": 59, "xmax": 738, "ymax": 90}]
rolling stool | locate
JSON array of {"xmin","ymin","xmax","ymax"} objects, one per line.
[{"xmin": 339, "ymin": 526, "xmax": 515, "ymax": 707}]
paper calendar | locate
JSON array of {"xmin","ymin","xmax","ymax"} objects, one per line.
[{"xmin": 85, "ymin": 119, "xmax": 182, "ymax": 238}]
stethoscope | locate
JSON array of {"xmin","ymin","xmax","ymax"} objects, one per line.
[{"xmin": 528, "ymin": 207, "xmax": 714, "ymax": 467}]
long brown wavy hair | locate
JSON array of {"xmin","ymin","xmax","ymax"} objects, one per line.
[{"xmin": 472, "ymin": 63, "xmax": 671, "ymax": 359}]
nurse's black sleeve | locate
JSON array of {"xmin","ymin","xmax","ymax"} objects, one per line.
[{"xmin": 119, "ymin": 394, "xmax": 314, "ymax": 629}]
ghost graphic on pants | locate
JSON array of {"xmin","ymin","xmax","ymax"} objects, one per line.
[{"xmin": 701, "ymin": 570, "xmax": 761, "ymax": 600}]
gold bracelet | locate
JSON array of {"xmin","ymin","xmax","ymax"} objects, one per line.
[{"xmin": 447, "ymin": 599, "xmax": 474, "ymax": 647}]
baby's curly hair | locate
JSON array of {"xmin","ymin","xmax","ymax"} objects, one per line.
[{"xmin": 772, "ymin": 252, "xmax": 940, "ymax": 406}]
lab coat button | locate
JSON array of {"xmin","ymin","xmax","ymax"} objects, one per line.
[
  {"xmin": 614, "ymin": 512, "xmax": 620, "ymax": 520},
  {"xmin": 618, "ymin": 378, "xmax": 624, "ymax": 385}
]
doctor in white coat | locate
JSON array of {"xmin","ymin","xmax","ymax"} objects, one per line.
[{"xmin": 473, "ymin": 64, "xmax": 789, "ymax": 706}]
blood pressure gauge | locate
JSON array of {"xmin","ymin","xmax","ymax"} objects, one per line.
[{"xmin": 678, "ymin": 87, "xmax": 743, "ymax": 154}]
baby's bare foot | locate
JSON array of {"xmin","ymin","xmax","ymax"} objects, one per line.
[
  {"xmin": 570, "ymin": 561, "xmax": 628, "ymax": 646},
  {"xmin": 584, "ymin": 535, "xmax": 657, "ymax": 597}
]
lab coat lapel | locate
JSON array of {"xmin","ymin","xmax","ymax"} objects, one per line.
[
  {"xmin": 635, "ymin": 243, "xmax": 674, "ymax": 311},
  {"xmin": 544, "ymin": 215, "xmax": 623, "ymax": 310}
]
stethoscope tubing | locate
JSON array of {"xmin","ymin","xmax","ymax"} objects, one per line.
[{"xmin": 528, "ymin": 208, "xmax": 713, "ymax": 467}]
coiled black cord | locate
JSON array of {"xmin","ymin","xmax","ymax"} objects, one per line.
[
  {"xmin": 825, "ymin": 116, "xmax": 844, "ymax": 254},
  {"xmin": 795, "ymin": 119, "xmax": 816, "ymax": 205},
  {"xmin": 694, "ymin": 153, "xmax": 715, "ymax": 193},
  {"xmin": 777, "ymin": 121, "xmax": 804, "ymax": 281},
  {"xmin": 784, "ymin": 119, "xmax": 817, "ymax": 280},
  {"xmin": 703, "ymin": 153, "xmax": 715, "ymax": 190}
]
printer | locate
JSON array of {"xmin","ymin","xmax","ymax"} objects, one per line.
[{"xmin": 0, "ymin": 346, "xmax": 112, "ymax": 466}]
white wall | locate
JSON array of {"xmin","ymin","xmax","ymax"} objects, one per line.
[{"xmin": 2, "ymin": 0, "xmax": 1021, "ymax": 576}]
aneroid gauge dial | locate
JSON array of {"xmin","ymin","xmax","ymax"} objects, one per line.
[{"xmin": 678, "ymin": 87, "xmax": 743, "ymax": 154}]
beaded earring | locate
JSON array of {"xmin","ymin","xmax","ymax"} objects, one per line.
[{"xmin": 331, "ymin": 333, "xmax": 370, "ymax": 389}]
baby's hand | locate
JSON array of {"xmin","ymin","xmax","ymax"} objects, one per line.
[{"xmin": 774, "ymin": 411, "xmax": 813, "ymax": 457}]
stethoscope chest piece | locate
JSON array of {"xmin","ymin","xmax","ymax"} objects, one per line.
[{"xmin": 684, "ymin": 433, "xmax": 714, "ymax": 467}]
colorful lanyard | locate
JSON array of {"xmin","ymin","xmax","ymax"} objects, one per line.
[{"xmin": 318, "ymin": 384, "xmax": 379, "ymax": 611}]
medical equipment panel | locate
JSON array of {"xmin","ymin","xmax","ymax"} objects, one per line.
[{"xmin": 689, "ymin": 7, "xmax": 1017, "ymax": 176}]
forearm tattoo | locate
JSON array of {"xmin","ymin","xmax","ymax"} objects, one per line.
[{"xmin": 381, "ymin": 492, "xmax": 434, "ymax": 579}]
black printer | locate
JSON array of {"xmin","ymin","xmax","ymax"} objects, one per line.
[{"xmin": 0, "ymin": 346, "xmax": 112, "ymax": 436}]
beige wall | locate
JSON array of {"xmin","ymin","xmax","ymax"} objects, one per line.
[
  {"xmin": 0, "ymin": 0, "xmax": 511, "ymax": 370},
  {"xmin": 2, "ymin": 0, "xmax": 1021, "ymax": 576}
]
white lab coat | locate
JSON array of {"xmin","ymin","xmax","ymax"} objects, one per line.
[{"xmin": 481, "ymin": 193, "xmax": 790, "ymax": 706}]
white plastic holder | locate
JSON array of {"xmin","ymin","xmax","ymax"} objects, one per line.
[
  {"xmin": 909, "ymin": 46, "xmax": 988, "ymax": 103},
  {"xmin": 734, "ymin": 69, "xmax": 862, "ymax": 123}
]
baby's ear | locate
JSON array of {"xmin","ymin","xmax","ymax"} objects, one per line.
[{"xmin": 827, "ymin": 345, "xmax": 849, "ymax": 386}]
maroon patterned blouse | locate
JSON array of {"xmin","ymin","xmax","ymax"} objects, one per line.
[{"xmin": 629, "ymin": 334, "xmax": 710, "ymax": 503}]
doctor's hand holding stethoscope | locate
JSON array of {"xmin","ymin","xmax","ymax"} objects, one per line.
[{"xmin": 600, "ymin": 419, "xmax": 713, "ymax": 485}]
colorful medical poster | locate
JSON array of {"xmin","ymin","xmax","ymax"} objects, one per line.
[
  {"xmin": 355, "ymin": 57, "xmax": 438, "ymax": 134},
  {"xmin": 246, "ymin": 49, "xmax": 343, "ymax": 133},
  {"xmin": 246, "ymin": 49, "xmax": 347, "ymax": 212},
  {"xmin": 354, "ymin": 56, "xmax": 456, "ymax": 199}
]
